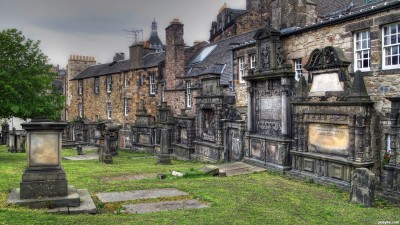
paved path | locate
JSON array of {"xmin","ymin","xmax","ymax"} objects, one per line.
[{"xmin": 96, "ymin": 188, "xmax": 188, "ymax": 203}]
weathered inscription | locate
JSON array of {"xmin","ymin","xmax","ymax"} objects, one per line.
[
  {"xmin": 260, "ymin": 97, "xmax": 281, "ymax": 120},
  {"xmin": 139, "ymin": 134, "xmax": 150, "ymax": 144},
  {"xmin": 309, "ymin": 73, "xmax": 344, "ymax": 96},
  {"xmin": 308, "ymin": 124, "xmax": 349, "ymax": 156},
  {"xmin": 30, "ymin": 133, "xmax": 59, "ymax": 166}
]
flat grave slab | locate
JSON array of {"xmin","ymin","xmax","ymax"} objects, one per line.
[
  {"xmin": 101, "ymin": 173, "xmax": 157, "ymax": 182},
  {"xmin": 122, "ymin": 199, "xmax": 208, "ymax": 214},
  {"xmin": 217, "ymin": 162, "xmax": 266, "ymax": 176},
  {"xmin": 96, "ymin": 188, "xmax": 189, "ymax": 203},
  {"xmin": 63, "ymin": 153, "xmax": 99, "ymax": 161}
]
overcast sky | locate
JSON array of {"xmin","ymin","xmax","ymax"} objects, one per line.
[{"xmin": 0, "ymin": 0, "xmax": 246, "ymax": 68}]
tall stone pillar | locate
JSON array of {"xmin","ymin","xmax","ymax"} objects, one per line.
[{"xmin": 157, "ymin": 128, "xmax": 171, "ymax": 164}]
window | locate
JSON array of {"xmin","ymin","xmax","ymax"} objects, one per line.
[
  {"xmin": 124, "ymin": 74, "xmax": 128, "ymax": 87},
  {"xmin": 186, "ymin": 81, "xmax": 192, "ymax": 108},
  {"xmin": 382, "ymin": 23, "xmax": 400, "ymax": 69},
  {"xmin": 238, "ymin": 57, "xmax": 245, "ymax": 83},
  {"xmin": 124, "ymin": 98, "xmax": 129, "ymax": 116},
  {"xmin": 294, "ymin": 59, "xmax": 303, "ymax": 81},
  {"xmin": 78, "ymin": 103, "xmax": 83, "ymax": 118},
  {"xmin": 191, "ymin": 45, "xmax": 217, "ymax": 64},
  {"xmin": 354, "ymin": 30, "xmax": 370, "ymax": 71},
  {"xmin": 149, "ymin": 73, "xmax": 156, "ymax": 95},
  {"xmin": 106, "ymin": 102, "xmax": 111, "ymax": 119},
  {"xmin": 94, "ymin": 77, "xmax": 99, "ymax": 94},
  {"xmin": 250, "ymin": 54, "xmax": 256, "ymax": 69},
  {"xmin": 78, "ymin": 80, "xmax": 83, "ymax": 95},
  {"xmin": 106, "ymin": 76, "xmax": 112, "ymax": 93}
]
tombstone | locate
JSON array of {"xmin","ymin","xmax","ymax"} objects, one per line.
[
  {"xmin": 172, "ymin": 109, "xmax": 196, "ymax": 160},
  {"xmin": 383, "ymin": 97, "xmax": 400, "ymax": 202},
  {"xmin": 8, "ymin": 127, "xmax": 17, "ymax": 153},
  {"xmin": 290, "ymin": 48, "xmax": 378, "ymax": 188},
  {"xmin": 1, "ymin": 122, "xmax": 9, "ymax": 145},
  {"xmin": 16, "ymin": 131, "xmax": 26, "ymax": 153},
  {"xmin": 243, "ymin": 26, "xmax": 294, "ymax": 171},
  {"xmin": 77, "ymin": 145, "xmax": 83, "ymax": 155},
  {"xmin": 7, "ymin": 119, "xmax": 82, "ymax": 208},
  {"xmin": 350, "ymin": 168, "xmax": 375, "ymax": 207},
  {"xmin": 132, "ymin": 100, "xmax": 156, "ymax": 153},
  {"xmin": 157, "ymin": 128, "xmax": 171, "ymax": 164}
]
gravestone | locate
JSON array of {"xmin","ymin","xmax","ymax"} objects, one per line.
[
  {"xmin": 1, "ymin": 122, "xmax": 9, "ymax": 145},
  {"xmin": 7, "ymin": 119, "xmax": 93, "ymax": 210},
  {"xmin": 243, "ymin": 26, "xmax": 294, "ymax": 171},
  {"xmin": 157, "ymin": 128, "xmax": 171, "ymax": 164},
  {"xmin": 350, "ymin": 168, "xmax": 375, "ymax": 207},
  {"xmin": 8, "ymin": 128, "xmax": 16, "ymax": 152}
]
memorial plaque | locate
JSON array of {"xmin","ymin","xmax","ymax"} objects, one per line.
[
  {"xmin": 260, "ymin": 97, "xmax": 281, "ymax": 120},
  {"xmin": 308, "ymin": 124, "xmax": 349, "ymax": 156},
  {"xmin": 139, "ymin": 134, "xmax": 150, "ymax": 144},
  {"xmin": 180, "ymin": 128, "xmax": 187, "ymax": 142},
  {"xmin": 29, "ymin": 133, "xmax": 59, "ymax": 166},
  {"xmin": 251, "ymin": 140, "xmax": 264, "ymax": 160},
  {"xmin": 309, "ymin": 73, "xmax": 344, "ymax": 96}
]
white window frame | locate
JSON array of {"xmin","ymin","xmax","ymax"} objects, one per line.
[
  {"xmin": 149, "ymin": 73, "xmax": 156, "ymax": 95},
  {"xmin": 294, "ymin": 59, "xmax": 303, "ymax": 81},
  {"xmin": 106, "ymin": 76, "xmax": 112, "ymax": 93},
  {"xmin": 78, "ymin": 80, "xmax": 83, "ymax": 95},
  {"xmin": 186, "ymin": 81, "xmax": 192, "ymax": 108},
  {"xmin": 124, "ymin": 73, "xmax": 128, "ymax": 87},
  {"xmin": 382, "ymin": 23, "xmax": 400, "ymax": 70},
  {"xmin": 106, "ymin": 102, "xmax": 111, "ymax": 119},
  {"xmin": 354, "ymin": 30, "xmax": 371, "ymax": 71},
  {"xmin": 78, "ymin": 103, "xmax": 83, "ymax": 118},
  {"xmin": 250, "ymin": 54, "xmax": 256, "ymax": 69},
  {"xmin": 124, "ymin": 98, "xmax": 129, "ymax": 116},
  {"xmin": 238, "ymin": 57, "xmax": 245, "ymax": 83}
]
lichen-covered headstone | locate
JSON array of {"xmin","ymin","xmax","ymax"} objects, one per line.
[{"xmin": 350, "ymin": 168, "xmax": 375, "ymax": 207}]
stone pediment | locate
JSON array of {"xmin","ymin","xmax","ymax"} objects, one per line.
[
  {"xmin": 305, "ymin": 46, "xmax": 351, "ymax": 71},
  {"xmin": 253, "ymin": 26, "xmax": 280, "ymax": 40}
]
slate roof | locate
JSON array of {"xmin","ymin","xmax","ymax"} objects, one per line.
[
  {"xmin": 185, "ymin": 29, "xmax": 257, "ymax": 85},
  {"xmin": 144, "ymin": 51, "xmax": 165, "ymax": 68},
  {"xmin": 72, "ymin": 51, "xmax": 165, "ymax": 80}
]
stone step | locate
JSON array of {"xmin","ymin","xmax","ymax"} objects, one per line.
[
  {"xmin": 122, "ymin": 199, "xmax": 208, "ymax": 214},
  {"xmin": 96, "ymin": 188, "xmax": 189, "ymax": 203}
]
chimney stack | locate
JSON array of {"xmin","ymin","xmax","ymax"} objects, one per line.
[{"xmin": 165, "ymin": 19, "xmax": 185, "ymax": 88}]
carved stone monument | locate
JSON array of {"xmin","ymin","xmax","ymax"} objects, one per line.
[
  {"xmin": 350, "ymin": 168, "xmax": 375, "ymax": 207},
  {"xmin": 132, "ymin": 100, "xmax": 156, "ymax": 153},
  {"xmin": 8, "ymin": 119, "xmax": 80, "ymax": 208},
  {"xmin": 290, "ymin": 47, "xmax": 378, "ymax": 188},
  {"xmin": 382, "ymin": 97, "xmax": 400, "ymax": 203},
  {"xmin": 172, "ymin": 109, "xmax": 196, "ymax": 160},
  {"xmin": 243, "ymin": 26, "xmax": 294, "ymax": 171}
]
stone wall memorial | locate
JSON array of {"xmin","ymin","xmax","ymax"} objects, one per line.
[
  {"xmin": 243, "ymin": 27, "xmax": 295, "ymax": 171},
  {"xmin": 290, "ymin": 46, "xmax": 379, "ymax": 188}
]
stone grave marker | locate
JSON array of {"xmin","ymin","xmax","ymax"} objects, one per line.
[{"xmin": 350, "ymin": 168, "xmax": 375, "ymax": 207}]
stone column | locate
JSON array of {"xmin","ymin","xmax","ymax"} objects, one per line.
[
  {"xmin": 157, "ymin": 128, "xmax": 171, "ymax": 164},
  {"xmin": 247, "ymin": 86, "xmax": 254, "ymax": 132}
]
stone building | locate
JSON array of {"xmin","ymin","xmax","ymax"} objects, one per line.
[{"xmin": 66, "ymin": 0, "xmax": 400, "ymax": 202}]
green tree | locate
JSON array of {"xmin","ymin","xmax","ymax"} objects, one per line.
[{"xmin": 0, "ymin": 28, "xmax": 64, "ymax": 120}]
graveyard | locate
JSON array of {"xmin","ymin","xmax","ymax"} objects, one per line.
[{"xmin": 0, "ymin": 145, "xmax": 399, "ymax": 225}]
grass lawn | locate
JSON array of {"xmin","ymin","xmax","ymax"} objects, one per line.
[{"xmin": 0, "ymin": 145, "xmax": 399, "ymax": 225}]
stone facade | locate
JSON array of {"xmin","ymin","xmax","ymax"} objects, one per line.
[{"xmin": 65, "ymin": 0, "xmax": 400, "ymax": 203}]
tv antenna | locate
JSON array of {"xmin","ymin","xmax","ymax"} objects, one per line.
[{"xmin": 123, "ymin": 28, "xmax": 143, "ymax": 44}]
